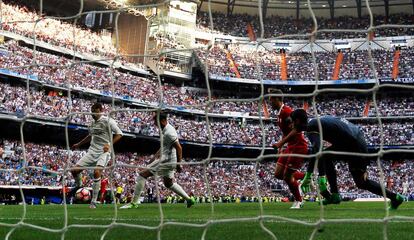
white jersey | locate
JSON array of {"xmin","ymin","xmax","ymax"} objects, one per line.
[
  {"xmin": 88, "ymin": 116, "xmax": 123, "ymax": 154},
  {"xmin": 160, "ymin": 123, "xmax": 178, "ymax": 163}
]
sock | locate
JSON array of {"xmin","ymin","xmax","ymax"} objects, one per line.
[
  {"xmin": 169, "ymin": 183, "xmax": 190, "ymax": 200},
  {"xmin": 293, "ymin": 171, "xmax": 305, "ymax": 180},
  {"xmin": 91, "ymin": 178, "xmax": 101, "ymax": 202},
  {"xmin": 318, "ymin": 176, "xmax": 328, "ymax": 192},
  {"xmin": 287, "ymin": 180, "xmax": 302, "ymax": 202},
  {"xmin": 132, "ymin": 175, "xmax": 146, "ymax": 204},
  {"xmin": 365, "ymin": 180, "xmax": 397, "ymax": 201}
]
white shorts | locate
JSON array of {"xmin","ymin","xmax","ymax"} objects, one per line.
[
  {"xmin": 148, "ymin": 160, "xmax": 176, "ymax": 179},
  {"xmin": 76, "ymin": 152, "xmax": 110, "ymax": 168}
]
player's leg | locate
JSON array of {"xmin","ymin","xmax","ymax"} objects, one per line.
[
  {"xmin": 68, "ymin": 167, "xmax": 83, "ymax": 201},
  {"xmin": 284, "ymin": 168, "xmax": 303, "ymax": 209},
  {"xmin": 90, "ymin": 152, "xmax": 111, "ymax": 208},
  {"xmin": 321, "ymin": 158, "xmax": 341, "ymax": 205},
  {"xmin": 324, "ymin": 160, "xmax": 338, "ymax": 193},
  {"xmin": 275, "ymin": 155, "xmax": 300, "ymax": 208},
  {"xmin": 162, "ymin": 166, "xmax": 195, "ymax": 208},
  {"xmin": 134, "ymin": 170, "xmax": 153, "ymax": 203},
  {"xmin": 349, "ymin": 160, "xmax": 405, "ymax": 210},
  {"xmin": 70, "ymin": 167, "xmax": 83, "ymax": 191},
  {"xmin": 284, "ymin": 147, "xmax": 307, "ymax": 209},
  {"xmin": 100, "ymin": 190, "xmax": 106, "ymax": 204},
  {"xmin": 313, "ymin": 150, "xmax": 336, "ymax": 201},
  {"xmin": 69, "ymin": 152, "xmax": 93, "ymax": 196},
  {"xmin": 164, "ymin": 177, "xmax": 195, "ymax": 208},
  {"xmin": 163, "ymin": 177, "xmax": 194, "ymax": 206},
  {"xmin": 274, "ymin": 152, "xmax": 288, "ymax": 180},
  {"xmin": 291, "ymin": 146, "xmax": 307, "ymax": 181},
  {"xmin": 89, "ymin": 166, "xmax": 103, "ymax": 208},
  {"xmin": 120, "ymin": 169, "xmax": 153, "ymax": 209}
]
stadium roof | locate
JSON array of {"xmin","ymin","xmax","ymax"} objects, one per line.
[
  {"xmin": 29, "ymin": 0, "xmax": 413, "ymax": 19},
  {"xmin": 197, "ymin": 0, "xmax": 413, "ymax": 19},
  {"xmin": 91, "ymin": 0, "xmax": 414, "ymax": 19}
]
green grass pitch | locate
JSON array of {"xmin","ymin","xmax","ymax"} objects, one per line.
[{"xmin": 0, "ymin": 202, "xmax": 413, "ymax": 240}]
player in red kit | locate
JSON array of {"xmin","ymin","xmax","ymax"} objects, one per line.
[
  {"xmin": 100, "ymin": 178, "xmax": 109, "ymax": 203},
  {"xmin": 268, "ymin": 89, "xmax": 308, "ymax": 209}
]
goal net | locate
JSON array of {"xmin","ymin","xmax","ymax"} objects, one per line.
[{"xmin": 0, "ymin": 0, "xmax": 413, "ymax": 239}]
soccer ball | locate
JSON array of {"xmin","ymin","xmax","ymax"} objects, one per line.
[{"xmin": 75, "ymin": 188, "xmax": 91, "ymax": 203}]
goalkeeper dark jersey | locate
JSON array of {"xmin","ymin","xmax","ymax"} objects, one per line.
[
  {"xmin": 305, "ymin": 116, "xmax": 368, "ymax": 173},
  {"xmin": 307, "ymin": 116, "xmax": 366, "ymax": 152}
]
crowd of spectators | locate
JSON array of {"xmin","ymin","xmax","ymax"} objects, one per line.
[
  {"xmin": 196, "ymin": 43, "xmax": 414, "ymax": 81},
  {"xmin": 0, "ymin": 1, "xmax": 413, "ymax": 202},
  {"xmin": 0, "ymin": 140, "xmax": 413, "ymax": 200},
  {"xmin": 197, "ymin": 12, "xmax": 414, "ymax": 39},
  {"xmin": 1, "ymin": 2, "xmax": 116, "ymax": 57},
  {"xmin": 1, "ymin": 37, "xmax": 413, "ymax": 113},
  {"xmin": 4, "ymin": 41, "xmax": 414, "ymax": 119},
  {"xmin": 2, "ymin": 0, "xmax": 414, "ymax": 80},
  {"xmin": 2, "ymin": 0, "xmax": 413, "ymax": 65},
  {"xmin": 0, "ymin": 81, "xmax": 413, "ymax": 146}
]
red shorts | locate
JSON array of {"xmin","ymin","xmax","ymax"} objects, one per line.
[{"xmin": 277, "ymin": 146, "xmax": 308, "ymax": 170}]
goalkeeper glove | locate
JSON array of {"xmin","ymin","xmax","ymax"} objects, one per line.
[
  {"xmin": 300, "ymin": 172, "xmax": 313, "ymax": 193},
  {"xmin": 318, "ymin": 176, "xmax": 328, "ymax": 192}
]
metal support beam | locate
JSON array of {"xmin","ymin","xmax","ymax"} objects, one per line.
[
  {"xmin": 413, "ymin": 0, "xmax": 414, "ymax": 15},
  {"xmin": 296, "ymin": 0, "xmax": 300, "ymax": 20},
  {"xmin": 227, "ymin": 0, "xmax": 236, "ymax": 17},
  {"xmin": 384, "ymin": 0, "xmax": 389, "ymax": 23},
  {"xmin": 328, "ymin": 0, "xmax": 334, "ymax": 19},
  {"xmin": 262, "ymin": 0, "xmax": 269, "ymax": 19},
  {"xmin": 355, "ymin": 0, "xmax": 362, "ymax": 18},
  {"xmin": 197, "ymin": 0, "xmax": 204, "ymax": 12}
]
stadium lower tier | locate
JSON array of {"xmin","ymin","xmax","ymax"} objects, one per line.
[{"xmin": 0, "ymin": 139, "xmax": 413, "ymax": 202}]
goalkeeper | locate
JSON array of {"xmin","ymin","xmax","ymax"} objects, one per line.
[{"xmin": 291, "ymin": 109, "xmax": 405, "ymax": 210}]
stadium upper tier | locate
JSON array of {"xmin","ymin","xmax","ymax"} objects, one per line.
[
  {"xmin": 197, "ymin": 12, "xmax": 414, "ymax": 39},
  {"xmin": 1, "ymin": 2, "xmax": 117, "ymax": 58},
  {"xmin": 1, "ymin": 41, "xmax": 414, "ymax": 118},
  {"xmin": 0, "ymin": 139, "xmax": 412, "ymax": 199},
  {"xmin": 0, "ymin": 81, "xmax": 413, "ymax": 146}
]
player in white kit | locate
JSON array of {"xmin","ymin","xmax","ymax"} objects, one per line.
[
  {"xmin": 121, "ymin": 113, "xmax": 195, "ymax": 209},
  {"xmin": 70, "ymin": 103, "xmax": 123, "ymax": 208}
]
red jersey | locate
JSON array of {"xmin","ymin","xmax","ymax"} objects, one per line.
[{"xmin": 277, "ymin": 104, "xmax": 307, "ymax": 148}]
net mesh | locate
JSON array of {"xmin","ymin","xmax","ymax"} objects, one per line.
[{"xmin": 0, "ymin": 0, "xmax": 413, "ymax": 239}]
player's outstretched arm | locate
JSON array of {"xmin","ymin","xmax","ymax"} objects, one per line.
[
  {"xmin": 273, "ymin": 128, "xmax": 298, "ymax": 149},
  {"xmin": 173, "ymin": 141, "xmax": 183, "ymax": 172},
  {"xmin": 112, "ymin": 134, "xmax": 123, "ymax": 145},
  {"xmin": 104, "ymin": 133, "xmax": 122, "ymax": 152},
  {"xmin": 72, "ymin": 135, "xmax": 91, "ymax": 150},
  {"xmin": 104, "ymin": 118, "xmax": 123, "ymax": 152}
]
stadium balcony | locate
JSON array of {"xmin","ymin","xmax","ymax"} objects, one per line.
[
  {"xmin": 0, "ymin": 106, "xmax": 412, "ymax": 160},
  {"xmin": 1, "ymin": 41, "xmax": 414, "ymax": 121},
  {"xmin": 192, "ymin": 39, "xmax": 414, "ymax": 85}
]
